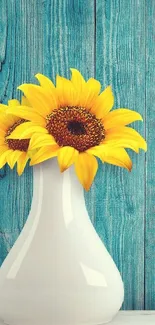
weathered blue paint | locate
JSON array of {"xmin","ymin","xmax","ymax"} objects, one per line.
[
  {"xmin": 145, "ymin": 1, "xmax": 155, "ymax": 310},
  {"xmin": 0, "ymin": 0, "xmax": 152, "ymax": 310}
]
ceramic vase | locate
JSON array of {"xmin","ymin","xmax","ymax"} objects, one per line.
[{"xmin": 0, "ymin": 158, "xmax": 124, "ymax": 325}]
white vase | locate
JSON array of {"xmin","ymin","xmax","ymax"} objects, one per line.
[{"xmin": 0, "ymin": 158, "xmax": 124, "ymax": 325}]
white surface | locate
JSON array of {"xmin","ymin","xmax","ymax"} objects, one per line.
[
  {"xmin": 111, "ymin": 311, "xmax": 155, "ymax": 324},
  {"xmin": 0, "ymin": 311, "xmax": 154, "ymax": 325},
  {"xmin": 0, "ymin": 158, "xmax": 124, "ymax": 325}
]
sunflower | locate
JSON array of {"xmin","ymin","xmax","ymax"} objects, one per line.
[
  {"xmin": 0, "ymin": 98, "xmax": 33, "ymax": 175},
  {"xmin": 7, "ymin": 69, "xmax": 147, "ymax": 190}
]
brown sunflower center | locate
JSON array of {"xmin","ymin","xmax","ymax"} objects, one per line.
[
  {"xmin": 6, "ymin": 119, "xmax": 30, "ymax": 152},
  {"xmin": 67, "ymin": 120, "xmax": 86, "ymax": 135},
  {"xmin": 46, "ymin": 106, "xmax": 105, "ymax": 152}
]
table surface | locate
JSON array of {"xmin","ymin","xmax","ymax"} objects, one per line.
[
  {"xmin": 111, "ymin": 311, "xmax": 155, "ymax": 324},
  {"xmin": 0, "ymin": 311, "xmax": 155, "ymax": 325}
]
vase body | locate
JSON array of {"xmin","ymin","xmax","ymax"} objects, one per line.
[{"xmin": 0, "ymin": 158, "xmax": 124, "ymax": 325}]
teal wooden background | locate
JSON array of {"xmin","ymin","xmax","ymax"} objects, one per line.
[{"xmin": 0, "ymin": 0, "xmax": 154, "ymax": 310}]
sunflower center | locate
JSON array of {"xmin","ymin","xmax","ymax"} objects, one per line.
[
  {"xmin": 67, "ymin": 120, "xmax": 86, "ymax": 135},
  {"xmin": 6, "ymin": 119, "xmax": 30, "ymax": 152},
  {"xmin": 46, "ymin": 106, "xmax": 105, "ymax": 152}
]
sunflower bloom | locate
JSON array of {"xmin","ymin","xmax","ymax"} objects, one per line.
[
  {"xmin": 7, "ymin": 69, "xmax": 147, "ymax": 190},
  {"xmin": 0, "ymin": 98, "xmax": 34, "ymax": 175}
]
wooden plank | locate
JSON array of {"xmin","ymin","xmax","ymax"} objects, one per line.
[
  {"xmin": 92, "ymin": 0, "xmax": 146, "ymax": 309},
  {"xmin": 145, "ymin": 0, "xmax": 155, "ymax": 310},
  {"xmin": 0, "ymin": 0, "xmax": 45, "ymax": 264},
  {"xmin": 42, "ymin": 0, "xmax": 95, "ymax": 79}
]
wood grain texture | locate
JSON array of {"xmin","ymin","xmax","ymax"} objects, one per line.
[
  {"xmin": 92, "ymin": 0, "xmax": 146, "ymax": 310},
  {"xmin": 0, "ymin": 0, "xmax": 153, "ymax": 310},
  {"xmin": 0, "ymin": 0, "xmax": 44, "ymax": 264},
  {"xmin": 145, "ymin": 0, "xmax": 155, "ymax": 310},
  {"xmin": 42, "ymin": 0, "xmax": 95, "ymax": 79}
]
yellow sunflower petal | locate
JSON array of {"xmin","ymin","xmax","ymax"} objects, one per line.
[
  {"xmin": 18, "ymin": 84, "xmax": 58, "ymax": 116},
  {"xmin": 70, "ymin": 68, "xmax": 87, "ymax": 106},
  {"xmin": 0, "ymin": 119, "xmax": 10, "ymax": 132},
  {"xmin": 19, "ymin": 126, "xmax": 48, "ymax": 139},
  {"xmin": 8, "ymin": 99, "xmax": 20, "ymax": 107},
  {"xmin": 12, "ymin": 151, "xmax": 24, "ymax": 169},
  {"xmin": 87, "ymin": 144, "xmax": 108, "ymax": 158},
  {"xmin": 91, "ymin": 86, "xmax": 114, "ymax": 118},
  {"xmin": 0, "ymin": 115, "xmax": 9, "ymax": 127},
  {"xmin": 0, "ymin": 124, "xmax": 8, "ymax": 132},
  {"xmin": 30, "ymin": 145, "xmax": 59, "ymax": 166},
  {"xmin": 0, "ymin": 138, "xmax": 5, "ymax": 145},
  {"xmin": 6, "ymin": 122, "xmax": 34, "ymax": 139},
  {"xmin": 35, "ymin": 73, "xmax": 55, "ymax": 93},
  {"xmin": 105, "ymin": 126, "xmax": 147, "ymax": 152},
  {"xmin": 29, "ymin": 133, "xmax": 56, "ymax": 150},
  {"xmin": 103, "ymin": 109, "xmax": 143, "ymax": 129},
  {"xmin": 0, "ymin": 149, "xmax": 12, "ymax": 168},
  {"xmin": 83, "ymin": 78, "xmax": 101, "ymax": 109},
  {"xmin": 74, "ymin": 152, "xmax": 98, "ymax": 191},
  {"xmin": 7, "ymin": 122, "xmax": 48, "ymax": 140},
  {"xmin": 7, "ymin": 151, "xmax": 15, "ymax": 169},
  {"xmin": 56, "ymin": 75, "xmax": 77, "ymax": 106},
  {"xmin": 0, "ymin": 105, "xmax": 19, "ymax": 125},
  {"xmin": 102, "ymin": 139, "xmax": 140, "ymax": 153},
  {"xmin": 0, "ymin": 129, "xmax": 6, "ymax": 137},
  {"xmin": 87, "ymin": 146, "xmax": 132, "ymax": 171},
  {"xmin": 70, "ymin": 68, "xmax": 86, "ymax": 89},
  {"xmin": 7, "ymin": 106, "xmax": 46, "ymax": 126},
  {"xmin": 21, "ymin": 96, "xmax": 31, "ymax": 107},
  {"xmin": 0, "ymin": 104, "xmax": 7, "ymax": 113},
  {"xmin": 0, "ymin": 145, "xmax": 9, "ymax": 154},
  {"xmin": 7, "ymin": 150, "xmax": 23, "ymax": 169},
  {"xmin": 0, "ymin": 112, "xmax": 19, "ymax": 130},
  {"xmin": 0, "ymin": 155, "xmax": 7, "ymax": 168},
  {"xmin": 103, "ymin": 148, "xmax": 132, "ymax": 171},
  {"xmin": 57, "ymin": 146, "xmax": 79, "ymax": 172},
  {"xmin": 17, "ymin": 152, "xmax": 29, "ymax": 175}
]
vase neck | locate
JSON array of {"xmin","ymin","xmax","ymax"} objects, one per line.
[
  {"xmin": 34, "ymin": 157, "xmax": 84, "ymax": 197},
  {"xmin": 33, "ymin": 158, "xmax": 87, "ymax": 227}
]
